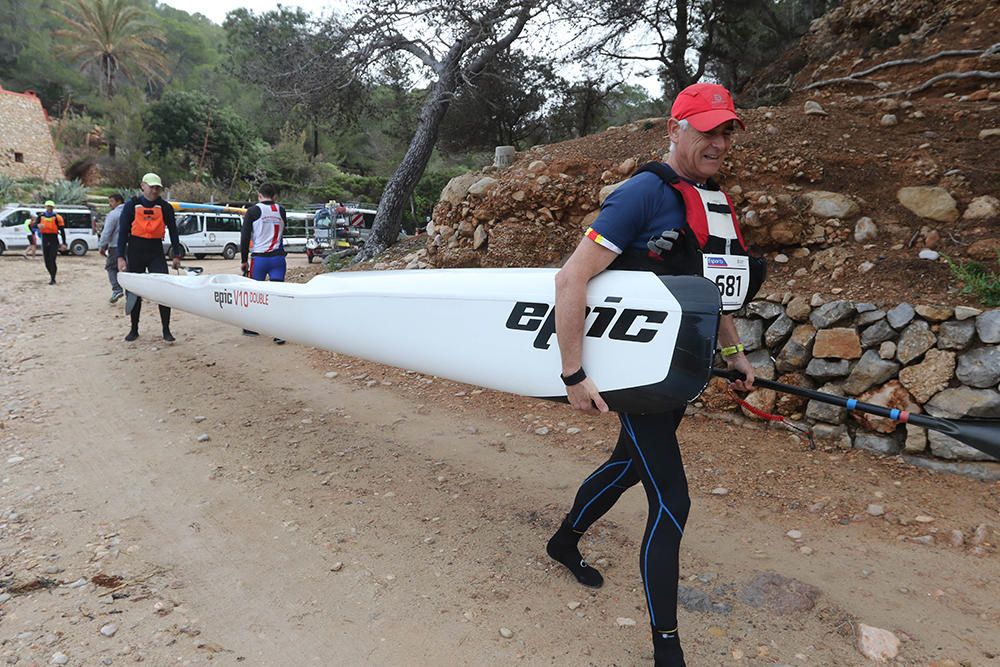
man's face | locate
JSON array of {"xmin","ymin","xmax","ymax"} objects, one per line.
[
  {"xmin": 45, "ymin": 206, "xmax": 54, "ymax": 214},
  {"xmin": 668, "ymin": 119, "xmax": 736, "ymax": 183},
  {"xmin": 141, "ymin": 182, "xmax": 163, "ymax": 199},
  {"xmin": 108, "ymin": 197, "xmax": 118, "ymax": 208}
]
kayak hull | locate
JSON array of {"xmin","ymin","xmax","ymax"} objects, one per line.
[{"xmin": 118, "ymin": 269, "xmax": 721, "ymax": 412}]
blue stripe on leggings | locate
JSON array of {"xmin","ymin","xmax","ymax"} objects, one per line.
[
  {"xmin": 621, "ymin": 414, "xmax": 684, "ymax": 628},
  {"xmin": 571, "ymin": 460, "xmax": 633, "ymax": 530}
]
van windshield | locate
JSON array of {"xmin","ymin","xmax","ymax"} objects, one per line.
[
  {"xmin": 2, "ymin": 210, "xmax": 31, "ymax": 227},
  {"xmin": 177, "ymin": 215, "xmax": 200, "ymax": 235}
]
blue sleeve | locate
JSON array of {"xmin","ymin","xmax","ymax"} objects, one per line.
[{"xmin": 590, "ymin": 172, "xmax": 667, "ymax": 252}]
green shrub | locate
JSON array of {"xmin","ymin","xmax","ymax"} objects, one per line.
[
  {"xmin": 0, "ymin": 175, "xmax": 15, "ymax": 204},
  {"xmin": 35, "ymin": 179, "xmax": 89, "ymax": 205},
  {"xmin": 945, "ymin": 254, "xmax": 1000, "ymax": 307}
]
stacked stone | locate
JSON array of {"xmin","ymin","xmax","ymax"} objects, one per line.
[{"xmin": 732, "ymin": 294, "xmax": 1000, "ymax": 474}]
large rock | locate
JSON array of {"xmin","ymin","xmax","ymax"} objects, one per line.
[
  {"xmin": 735, "ymin": 318, "xmax": 764, "ymax": 352},
  {"xmin": 856, "ymin": 624, "xmax": 901, "ymax": 663},
  {"xmin": 813, "ymin": 328, "xmax": 861, "ymax": 359},
  {"xmin": 902, "ymin": 455, "xmax": 1000, "ymax": 481},
  {"xmin": 956, "ymin": 346, "xmax": 1000, "ymax": 388},
  {"xmin": 765, "ymin": 314, "xmax": 795, "ymax": 348},
  {"xmin": 854, "ymin": 216, "xmax": 878, "ymax": 242},
  {"xmin": 785, "ymin": 296, "xmax": 812, "ymax": 322},
  {"xmin": 746, "ymin": 349, "xmax": 776, "ymax": 380},
  {"xmin": 775, "ymin": 325, "xmax": 816, "ymax": 372},
  {"xmin": 803, "ymin": 191, "xmax": 860, "ymax": 219},
  {"xmin": 806, "ymin": 383, "xmax": 847, "ymax": 424},
  {"xmin": 467, "ymin": 176, "xmax": 498, "ymax": 197},
  {"xmin": 440, "ymin": 173, "xmax": 483, "ymax": 204},
  {"xmin": 929, "ymin": 430, "xmax": 996, "ymax": 461},
  {"xmin": 854, "ymin": 432, "xmax": 902, "ymax": 455},
  {"xmin": 977, "ymin": 310, "xmax": 1000, "ymax": 344},
  {"xmin": 806, "ymin": 358, "xmax": 851, "ymax": 381},
  {"xmin": 809, "ymin": 300, "xmax": 855, "ymax": 328},
  {"xmin": 599, "ymin": 180, "xmax": 626, "ymax": 204},
  {"xmin": 937, "ymin": 319, "xmax": 976, "ymax": 350},
  {"xmin": 740, "ymin": 388, "xmax": 777, "ymax": 420},
  {"xmin": 853, "ymin": 381, "xmax": 920, "ymax": 434},
  {"xmin": 925, "ymin": 387, "xmax": 1000, "ymax": 418},
  {"xmin": 886, "ymin": 303, "xmax": 915, "ymax": 329},
  {"xmin": 745, "ymin": 300, "xmax": 784, "ymax": 320},
  {"xmin": 774, "ymin": 372, "xmax": 812, "ymax": 416},
  {"xmin": 914, "ymin": 304, "xmax": 953, "ymax": 322},
  {"xmin": 857, "ymin": 309, "xmax": 886, "ymax": 326},
  {"xmin": 897, "ymin": 186, "xmax": 959, "ymax": 222},
  {"xmin": 843, "ymin": 350, "xmax": 900, "ymax": 395},
  {"xmin": 899, "ymin": 349, "xmax": 955, "ymax": 403},
  {"xmin": 861, "ymin": 319, "xmax": 897, "ymax": 348},
  {"xmin": 962, "ymin": 195, "xmax": 999, "ymax": 220},
  {"xmin": 896, "ymin": 320, "xmax": 936, "ymax": 364}
]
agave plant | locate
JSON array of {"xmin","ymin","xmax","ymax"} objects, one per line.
[{"xmin": 35, "ymin": 179, "xmax": 90, "ymax": 205}]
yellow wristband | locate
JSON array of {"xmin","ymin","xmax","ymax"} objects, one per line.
[{"xmin": 720, "ymin": 344, "xmax": 744, "ymax": 358}]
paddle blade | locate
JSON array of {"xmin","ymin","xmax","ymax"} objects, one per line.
[
  {"xmin": 918, "ymin": 416, "xmax": 1000, "ymax": 461},
  {"xmin": 124, "ymin": 291, "xmax": 139, "ymax": 315}
]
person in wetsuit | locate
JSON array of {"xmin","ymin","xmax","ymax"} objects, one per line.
[
  {"xmin": 239, "ymin": 182, "xmax": 287, "ymax": 344},
  {"xmin": 117, "ymin": 172, "xmax": 181, "ymax": 342},
  {"xmin": 36, "ymin": 200, "xmax": 66, "ymax": 284},
  {"xmin": 545, "ymin": 83, "xmax": 761, "ymax": 667}
]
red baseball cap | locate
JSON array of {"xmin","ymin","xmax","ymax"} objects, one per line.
[{"xmin": 671, "ymin": 83, "xmax": 744, "ymax": 132}]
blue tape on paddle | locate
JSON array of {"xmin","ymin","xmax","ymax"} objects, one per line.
[
  {"xmin": 889, "ymin": 408, "xmax": 900, "ymax": 420},
  {"xmin": 846, "ymin": 399, "xmax": 857, "ymax": 410}
]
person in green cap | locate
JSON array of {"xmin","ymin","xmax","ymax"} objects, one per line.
[
  {"xmin": 36, "ymin": 200, "xmax": 66, "ymax": 284},
  {"xmin": 117, "ymin": 172, "xmax": 182, "ymax": 342},
  {"xmin": 21, "ymin": 213, "xmax": 39, "ymax": 259}
]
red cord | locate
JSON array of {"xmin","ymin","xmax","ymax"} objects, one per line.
[{"xmin": 727, "ymin": 389, "xmax": 816, "ymax": 450}]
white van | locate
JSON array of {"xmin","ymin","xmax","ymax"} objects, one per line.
[
  {"xmin": 174, "ymin": 212, "xmax": 244, "ymax": 259},
  {"xmin": 0, "ymin": 203, "xmax": 99, "ymax": 256}
]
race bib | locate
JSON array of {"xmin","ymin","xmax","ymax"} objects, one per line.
[{"xmin": 703, "ymin": 254, "xmax": 750, "ymax": 310}]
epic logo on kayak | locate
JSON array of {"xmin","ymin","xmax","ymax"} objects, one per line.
[
  {"xmin": 213, "ymin": 289, "xmax": 270, "ymax": 309},
  {"xmin": 506, "ymin": 298, "xmax": 667, "ymax": 350}
]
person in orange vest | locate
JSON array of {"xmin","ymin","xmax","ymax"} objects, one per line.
[
  {"xmin": 36, "ymin": 200, "xmax": 67, "ymax": 284},
  {"xmin": 116, "ymin": 172, "xmax": 182, "ymax": 342}
]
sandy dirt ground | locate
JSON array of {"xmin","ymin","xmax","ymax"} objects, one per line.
[{"xmin": 1, "ymin": 253, "xmax": 998, "ymax": 667}]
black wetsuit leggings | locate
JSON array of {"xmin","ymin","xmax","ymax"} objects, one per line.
[
  {"xmin": 564, "ymin": 406, "xmax": 690, "ymax": 637},
  {"xmin": 125, "ymin": 243, "xmax": 170, "ymax": 332},
  {"xmin": 41, "ymin": 234, "xmax": 60, "ymax": 280}
]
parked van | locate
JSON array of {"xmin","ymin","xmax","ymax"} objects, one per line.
[
  {"xmin": 0, "ymin": 203, "xmax": 98, "ymax": 256},
  {"xmin": 174, "ymin": 211, "xmax": 243, "ymax": 259}
]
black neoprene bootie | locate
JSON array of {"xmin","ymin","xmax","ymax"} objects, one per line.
[
  {"xmin": 653, "ymin": 628, "xmax": 685, "ymax": 666},
  {"xmin": 546, "ymin": 519, "xmax": 604, "ymax": 588}
]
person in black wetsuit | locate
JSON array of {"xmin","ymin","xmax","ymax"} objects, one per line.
[
  {"xmin": 545, "ymin": 83, "xmax": 762, "ymax": 667},
  {"xmin": 35, "ymin": 200, "xmax": 66, "ymax": 284},
  {"xmin": 116, "ymin": 172, "xmax": 181, "ymax": 342}
]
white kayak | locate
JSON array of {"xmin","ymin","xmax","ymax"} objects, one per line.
[{"xmin": 118, "ymin": 269, "xmax": 722, "ymax": 412}]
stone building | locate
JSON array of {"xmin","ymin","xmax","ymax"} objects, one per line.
[{"xmin": 0, "ymin": 84, "xmax": 62, "ymax": 182}]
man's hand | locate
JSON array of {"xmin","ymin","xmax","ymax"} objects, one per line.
[
  {"xmin": 726, "ymin": 353, "xmax": 755, "ymax": 392},
  {"xmin": 99, "ymin": 247, "xmax": 107, "ymax": 257},
  {"xmin": 58, "ymin": 244, "xmax": 67, "ymax": 252},
  {"xmin": 566, "ymin": 378, "xmax": 609, "ymax": 416},
  {"xmin": 240, "ymin": 261, "xmax": 249, "ymax": 275},
  {"xmin": 117, "ymin": 257, "xmax": 127, "ymax": 272},
  {"xmin": 171, "ymin": 256, "xmax": 181, "ymax": 270}
]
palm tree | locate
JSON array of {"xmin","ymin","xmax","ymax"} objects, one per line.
[{"xmin": 53, "ymin": 0, "xmax": 169, "ymax": 98}]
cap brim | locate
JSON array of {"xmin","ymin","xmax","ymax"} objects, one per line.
[{"xmin": 686, "ymin": 110, "xmax": 745, "ymax": 132}]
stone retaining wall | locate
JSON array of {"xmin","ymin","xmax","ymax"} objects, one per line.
[{"xmin": 712, "ymin": 295, "xmax": 1000, "ymax": 478}]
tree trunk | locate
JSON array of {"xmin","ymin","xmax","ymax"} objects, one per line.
[{"xmin": 357, "ymin": 69, "xmax": 457, "ymax": 260}]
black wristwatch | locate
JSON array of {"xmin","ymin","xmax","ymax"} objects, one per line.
[{"xmin": 560, "ymin": 367, "xmax": 587, "ymax": 386}]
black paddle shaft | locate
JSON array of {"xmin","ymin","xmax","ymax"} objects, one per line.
[{"xmin": 712, "ymin": 368, "xmax": 1000, "ymax": 461}]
